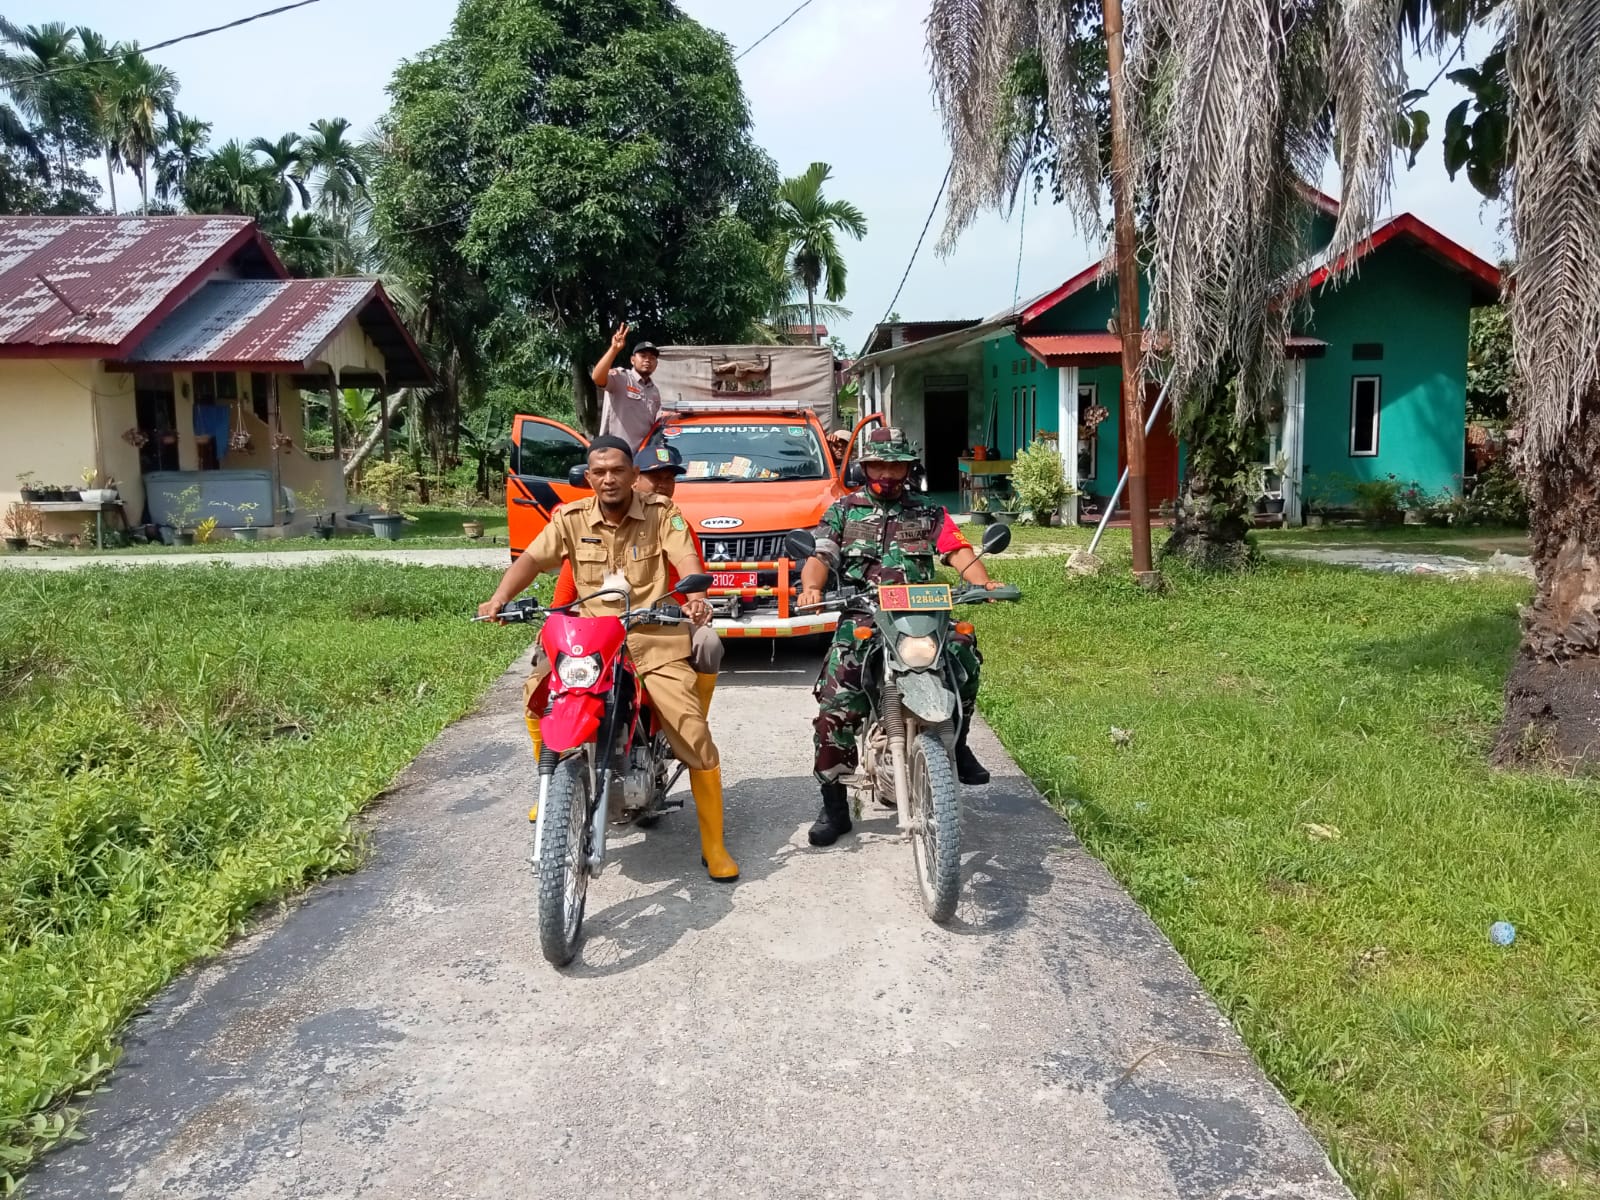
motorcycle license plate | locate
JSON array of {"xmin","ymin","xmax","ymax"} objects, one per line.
[
  {"xmin": 711, "ymin": 571, "xmax": 760, "ymax": 589},
  {"xmin": 877, "ymin": 584, "xmax": 952, "ymax": 612}
]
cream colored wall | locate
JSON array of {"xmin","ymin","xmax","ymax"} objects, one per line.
[
  {"xmin": 318, "ymin": 322, "xmax": 388, "ymax": 378},
  {"xmin": 0, "ymin": 359, "xmax": 141, "ymax": 539}
]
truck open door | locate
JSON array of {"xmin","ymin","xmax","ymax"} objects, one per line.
[
  {"xmin": 838, "ymin": 411, "xmax": 884, "ymax": 485},
  {"xmin": 507, "ymin": 414, "xmax": 591, "ymax": 560}
]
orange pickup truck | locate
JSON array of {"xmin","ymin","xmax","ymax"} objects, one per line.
[{"xmin": 506, "ymin": 346, "xmax": 877, "ymax": 640}]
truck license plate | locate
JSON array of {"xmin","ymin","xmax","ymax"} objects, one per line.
[{"xmin": 712, "ymin": 572, "xmax": 760, "ymax": 589}]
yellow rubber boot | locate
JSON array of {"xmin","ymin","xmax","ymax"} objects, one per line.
[
  {"xmin": 689, "ymin": 767, "xmax": 739, "ymax": 882},
  {"xmin": 525, "ymin": 714, "xmax": 543, "ymax": 821},
  {"xmin": 694, "ymin": 672, "xmax": 717, "ymax": 718}
]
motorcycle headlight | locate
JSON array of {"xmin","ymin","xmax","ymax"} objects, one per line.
[
  {"xmin": 896, "ymin": 634, "xmax": 939, "ymax": 669},
  {"xmin": 556, "ymin": 652, "xmax": 603, "ymax": 689}
]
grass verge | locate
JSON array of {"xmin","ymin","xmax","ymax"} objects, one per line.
[
  {"xmin": 972, "ymin": 553, "xmax": 1598, "ymax": 1199},
  {"xmin": 0, "ymin": 562, "xmax": 523, "ymax": 1187},
  {"xmin": 16, "ymin": 506, "xmax": 511, "ymax": 557}
]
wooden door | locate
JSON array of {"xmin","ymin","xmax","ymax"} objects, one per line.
[{"xmin": 1117, "ymin": 382, "xmax": 1181, "ymax": 510}]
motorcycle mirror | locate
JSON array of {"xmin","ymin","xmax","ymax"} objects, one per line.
[
  {"xmin": 785, "ymin": 528, "xmax": 816, "ymax": 561},
  {"xmin": 844, "ymin": 462, "xmax": 865, "ymax": 489},
  {"xmin": 980, "ymin": 523, "xmax": 1012, "ymax": 556},
  {"xmin": 674, "ymin": 572, "xmax": 713, "ymax": 595},
  {"xmin": 566, "ymin": 463, "xmax": 591, "ymax": 489}
]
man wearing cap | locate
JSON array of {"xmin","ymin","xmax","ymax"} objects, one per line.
[
  {"xmin": 796, "ymin": 427, "xmax": 1006, "ymax": 847},
  {"xmin": 591, "ymin": 322, "xmax": 661, "ymax": 450},
  {"xmin": 478, "ymin": 435, "xmax": 738, "ymax": 882},
  {"xmin": 546, "ymin": 443, "xmax": 724, "ymax": 706},
  {"xmin": 826, "ymin": 427, "xmax": 851, "ymax": 470}
]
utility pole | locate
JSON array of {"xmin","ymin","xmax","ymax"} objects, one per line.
[{"xmin": 1102, "ymin": 0, "xmax": 1156, "ymax": 583}]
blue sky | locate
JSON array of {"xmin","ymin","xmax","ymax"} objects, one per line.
[{"xmin": 11, "ymin": 0, "xmax": 1508, "ymax": 353}]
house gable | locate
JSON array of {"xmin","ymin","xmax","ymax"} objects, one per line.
[{"xmin": 0, "ymin": 216, "xmax": 287, "ymax": 361}]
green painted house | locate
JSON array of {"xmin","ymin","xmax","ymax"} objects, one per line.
[{"xmin": 852, "ymin": 194, "xmax": 1501, "ymax": 524}]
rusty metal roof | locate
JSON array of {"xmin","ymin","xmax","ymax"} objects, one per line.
[
  {"xmin": 0, "ymin": 216, "xmax": 279, "ymax": 354},
  {"xmin": 123, "ymin": 278, "xmax": 432, "ymax": 385},
  {"xmin": 1020, "ymin": 332, "xmax": 1327, "ymax": 366}
]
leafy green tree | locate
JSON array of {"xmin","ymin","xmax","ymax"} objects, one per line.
[
  {"xmin": 374, "ymin": 0, "xmax": 780, "ymax": 432},
  {"xmin": 0, "ymin": 20, "xmax": 86, "ymax": 181},
  {"xmin": 774, "ymin": 161, "xmax": 866, "ymax": 345},
  {"xmin": 1466, "ymin": 301, "xmax": 1511, "ymax": 423}
]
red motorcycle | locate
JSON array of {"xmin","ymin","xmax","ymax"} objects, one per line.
[{"xmin": 480, "ymin": 574, "xmax": 711, "ymax": 966}]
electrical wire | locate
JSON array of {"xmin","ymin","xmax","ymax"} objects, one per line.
[
  {"xmin": 873, "ymin": 162, "xmax": 951, "ymax": 336},
  {"xmin": 4, "ymin": 0, "xmax": 325, "ymax": 84},
  {"xmin": 1012, "ymin": 192, "xmax": 1028, "ymax": 306}
]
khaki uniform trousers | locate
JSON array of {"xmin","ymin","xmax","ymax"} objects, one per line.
[{"xmin": 524, "ymin": 652, "xmax": 719, "ymax": 771}]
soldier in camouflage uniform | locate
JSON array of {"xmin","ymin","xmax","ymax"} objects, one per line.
[{"xmin": 796, "ymin": 427, "xmax": 1009, "ymax": 847}]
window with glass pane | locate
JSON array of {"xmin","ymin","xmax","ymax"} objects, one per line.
[
  {"xmin": 1350, "ymin": 376, "xmax": 1381, "ymax": 456},
  {"xmin": 1077, "ymin": 384, "xmax": 1098, "ymax": 482}
]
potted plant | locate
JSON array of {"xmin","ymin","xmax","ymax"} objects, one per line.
[
  {"xmin": 16, "ymin": 471, "xmax": 39, "ymax": 502},
  {"xmin": 79, "ymin": 468, "xmax": 119, "ymax": 504},
  {"xmin": 462, "ymin": 517, "xmax": 486, "ymax": 539},
  {"xmin": 4, "ymin": 500, "xmax": 41, "ymax": 550},
  {"xmin": 1013, "ymin": 437, "xmax": 1076, "ymax": 527},
  {"xmin": 296, "ymin": 482, "xmax": 333, "ymax": 539},
  {"xmin": 169, "ymin": 484, "xmax": 202, "ymax": 546},
  {"xmin": 967, "ymin": 492, "xmax": 993, "ymax": 526},
  {"xmin": 364, "ymin": 460, "xmax": 410, "ymax": 540},
  {"xmin": 195, "ymin": 516, "xmax": 219, "ymax": 544},
  {"xmin": 992, "ymin": 491, "xmax": 1022, "ymax": 525},
  {"xmin": 229, "ymin": 501, "xmax": 262, "ymax": 541}
]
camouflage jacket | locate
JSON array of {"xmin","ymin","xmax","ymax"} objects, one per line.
[{"xmin": 813, "ymin": 492, "xmax": 970, "ymax": 587}]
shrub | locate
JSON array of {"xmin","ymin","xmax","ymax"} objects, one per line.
[
  {"xmin": 1012, "ymin": 438, "xmax": 1076, "ymax": 525},
  {"xmin": 1463, "ymin": 460, "xmax": 1529, "ymax": 527},
  {"xmin": 1351, "ymin": 475, "xmax": 1403, "ymax": 527}
]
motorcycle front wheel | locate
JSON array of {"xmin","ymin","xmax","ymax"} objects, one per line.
[
  {"xmin": 536, "ymin": 753, "xmax": 592, "ymax": 966},
  {"xmin": 908, "ymin": 730, "xmax": 962, "ymax": 923}
]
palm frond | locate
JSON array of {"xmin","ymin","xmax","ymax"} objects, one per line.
[{"xmin": 1506, "ymin": 0, "xmax": 1600, "ymax": 464}]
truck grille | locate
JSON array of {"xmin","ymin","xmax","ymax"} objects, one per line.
[{"xmin": 699, "ymin": 532, "xmax": 786, "ymax": 563}]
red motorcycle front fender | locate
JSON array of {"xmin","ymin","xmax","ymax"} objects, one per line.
[{"xmin": 542, "ymin": 691, "xmax": 605, "ymax": 753}]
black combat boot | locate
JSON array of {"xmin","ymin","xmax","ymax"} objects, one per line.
[
  {"xmin": 954, "ymin": 710, "xmax": 990, "ymax": 786},
  {"xmin": 808, "ymin": 781, "xmax": 853, "ymax": 846}
]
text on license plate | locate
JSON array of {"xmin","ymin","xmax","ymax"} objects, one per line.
[
  {"xmin": 712, "ymin": 572, "xmax": 760, "ymax": 589},
  {"xmin": 877, "ymin": 583, "xmax": 952, "ymax": 611}
]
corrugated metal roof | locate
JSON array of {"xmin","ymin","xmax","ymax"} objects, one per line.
[
  {"xmin": 0, "ymin": 216, "xmax": 261, "ymax": 351},
  {"xmin": 1021, "ymin": 332, "xmax": 1327, "ymax": 365},
  {"xmin": 127, "ymin": 278, "xmax": 379, "ymax": 365}
]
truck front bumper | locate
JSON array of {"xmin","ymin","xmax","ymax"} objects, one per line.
[{"xmin": 712, "ymin": 611, "xmax": 839, "ymax": 639}]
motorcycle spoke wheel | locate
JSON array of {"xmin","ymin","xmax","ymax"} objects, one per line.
[
  {"xmin": 908, "ymin": 731, "xmax": 962, "ymax": 923},
  {"xmin": 535, "ymin": 755, "xmax": 591, "ymax": 966}
]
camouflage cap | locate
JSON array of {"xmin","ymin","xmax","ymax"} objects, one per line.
[{"xmin": 857, "ymin": 426, "xmax": 920, "ymax": 464}]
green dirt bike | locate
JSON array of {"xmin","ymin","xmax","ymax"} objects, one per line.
[{"xmin": 785, "ymin": 523, "xmax": 1021, "ymax": 922}]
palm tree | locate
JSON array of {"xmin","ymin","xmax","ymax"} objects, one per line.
[
  {"xmin": 110, "ymin": 47, "xmax": 177, "ymax": 213},
  {"xmin": 773, "ymin": 162, "xmax": 867, "ymax": 345},
  {"xmin": 298, "ymin": 117, "xmax": 368, "ymax": 220},
  {"xmin": 248, "ymin": 132, "xmax": 309, "ymax": 219},
  {"xmin": 926, "ymin": 0, "xmax": 1408, "ymax": 567},
  {"xmin": 73, "ymin": 28, "xmax": 123, "ymax": 213},
  {"xmin": 0, "ymin": 20, "xmax": 79, "ymax": 181},
  {"xmin": 185, "ymin": 139, "xmax": 275, "ymax": 219},
  {"xmin": 155, "ymin": 112, "xmax": 210, "ymax": 204}
]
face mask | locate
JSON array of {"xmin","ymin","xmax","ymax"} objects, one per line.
[{"xmin": 867, "ymin": 476, "xmax": 906, "ymax": 502}]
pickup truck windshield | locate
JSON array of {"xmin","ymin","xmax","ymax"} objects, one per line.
[{"xmin": 657, "ymin": 422, "xmax": 829, "ymax": 482}]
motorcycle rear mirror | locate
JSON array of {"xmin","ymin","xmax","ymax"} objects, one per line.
[
  {"xmin": 674, "ymin": 573, "xmax": 713, "ymax": 595},
  {"xmin": 980, "ymin": 523, "xmax": 1012, "ymax": 556},
  {"xmin": 566, "ymin": 463, "xmax": 591, "ymax": 489},
  {"xmin": 844, "ymin": 462, "xmax": 865, "ymax": 489},
  {"xmin": 785, "ymin": 528, "xmax": 816, "ymax": 561}
]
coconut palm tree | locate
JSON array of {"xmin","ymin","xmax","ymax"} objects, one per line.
[
  {"xmin": 110, "ymin": 47, "xmax": 177, "ymax": 213},
  {"xmin": 155, "ymin": 112, "xmax": 210, "ymax": 204},
  {"xmin": 774, "ymin": 162, "xmax": 867, "ymax": 345},
  {"xmin": 184, "ymin": 139, "xmax": 275, "ymax": 219},
  {"xmin": 248, "ymin": 132, "xmax": 309, "ymax": 219},
  {"xmin": 298, "ymin": 117, "xmax": 368, "ymax": 220}
]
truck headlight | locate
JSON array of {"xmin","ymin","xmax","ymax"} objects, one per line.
[
  {"xmin": 896, "ymin": 634, "xmax": 939, "ymax": 669},
  {"xmin": 556, "ymin": 653, "xmax": 603, "ymax": 689}
]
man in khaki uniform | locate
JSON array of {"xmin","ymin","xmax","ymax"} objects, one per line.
[{"xmin": 480, "ymin": 436, "xmax": 737, "ymax": 882}]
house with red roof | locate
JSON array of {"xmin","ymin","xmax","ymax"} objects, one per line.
[
  {"xmin": 0, "ymin": 215, "xmax": 429, "ymax": 543},
  {"xmin": 851, "ymin": 194, "xmax": 1501, "ymax": 525}
]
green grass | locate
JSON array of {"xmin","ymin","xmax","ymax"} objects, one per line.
[
  {"xmin": 972, "ymin": 553, "xmax": 1599, "ymax": 1199},
  {"xmin": 19, "ymin": 506, "xmax": 510, "ymax": 557},
  {"xmin": 0, "ymin": 562, "xmax": 526, "ymax": 1185}
]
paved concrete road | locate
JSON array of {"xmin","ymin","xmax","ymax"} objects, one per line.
[{"xmin": 25, "ymin": 645, "xmax": 1351, "ymax": 1200}]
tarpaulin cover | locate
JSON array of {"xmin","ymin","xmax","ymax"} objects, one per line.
[{"xmin": 651, "ymin": 344, "xmax": 837, "ymax": 431}]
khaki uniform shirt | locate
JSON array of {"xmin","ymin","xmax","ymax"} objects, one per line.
[
  {"xmin": 523, "ymin": 492, "xmax": 700, "ymax": 674},
  {"xmin": 599, "ymin": 367, "xmax": 662, "ymax": 450}
]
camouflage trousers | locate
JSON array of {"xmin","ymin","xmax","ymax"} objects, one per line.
[{"xmin": 812, "ymin": 619, "xmax": 981, "ymax": 783}]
